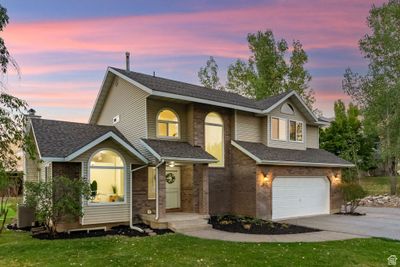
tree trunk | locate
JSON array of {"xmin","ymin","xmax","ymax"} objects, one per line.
[{"xmin": 389, "ymin": 158, "xmax": 397, "ymax": 195}]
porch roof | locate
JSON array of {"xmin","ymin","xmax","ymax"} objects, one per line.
[
  {"xmin": 231, "ymin": 140, "xmax": 354, "ymax": 167},
  {"xmin": 140, "ymin": 139, "xmax": 217, "ymax": 163}
]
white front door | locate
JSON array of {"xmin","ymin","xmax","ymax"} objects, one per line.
[
  {"xmin": 272, "ymin": 176, "xmax": 330, "ymax": 220},
  {"xmin": 166, "ymin": 167, "xmax": 181, "ymax": 209}
]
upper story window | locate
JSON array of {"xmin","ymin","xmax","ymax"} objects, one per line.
[
  {"xmin": 289, "ymin": 120, "xmax": 303, "ymax": 142},
  {"xmin": 157, "ymin": 109, "xmax": 179, "ymax": 138},
  {"xmin": 89, "ymin": 149, "xmax": 125, "ymax": 204},
  {"xmin": 205, "ymin": 112, "xmax": 224, "ymax": 167},
  {"xmin": 271, "ymin": 117, "xmax": 287, "ymax": 141}
]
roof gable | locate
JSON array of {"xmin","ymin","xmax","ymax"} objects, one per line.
[
  {"xmin": 31, "ymin": 119, "xmax": 147, "ymax": 163},
  {"xmin": 89, "ymin": 67, "xmax": 319, "ymax": 124}
]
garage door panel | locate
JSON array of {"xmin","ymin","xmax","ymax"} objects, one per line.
[{"xmin": 272, "ymin": 177, "xmax": 330, "ymax": 220}]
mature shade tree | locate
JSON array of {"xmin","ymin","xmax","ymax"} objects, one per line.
[
  {"xmin": 197, "ymin": 56, "xmax": 224, "ymax": 90},
  {"xmin": 320, "ymin": 100, "xmax": 377, "ymax": 180},
  {"xmin": 199, "ymin": 30, "xmax": 316, "ymax": 109},
  {"xmin": 342, "ymin": 0, "xmax": 400, "ymax": 194},
  {"xmin": 0, "ymin": 4, "xmax": 34, "ymax": 233}
]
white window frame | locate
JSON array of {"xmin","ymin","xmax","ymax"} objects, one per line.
[
  {"xmin": 271, "ymin": 116, "xmax": 288, "ymax": 142},
  {"xmin": 205, "ymin": 112, "xmax": 225, "ymax": 168},
  {"xmin": 289, "ymin": 120, "xmax": 304, "ymax": 143},
  {"xmin": 156, "ymin": 108, "xmax": 180, "ymax": 139},
  {"xmin": 87, "ymin": 148, "xmax": 127, "ymax": 206}
]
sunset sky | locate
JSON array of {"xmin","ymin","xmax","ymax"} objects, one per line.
[{"xmin": 2, "ymin": 0, "xmax": 384, "ymax": 122}]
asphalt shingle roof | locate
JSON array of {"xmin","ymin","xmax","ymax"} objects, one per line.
[
  {"xmin": 111, "ymin": 67, "xmax": 292, "ymax": 111},
  {"xmin": 141, "ymin": 139, "xmax": 217, "ymax": 162},
  {"xmin": 31, "ymin": 118, "xmax": 138, "ymax": 158},
  {"xmin": 234, "ymin": 140, "xmax": 353, "ymax": 166}
]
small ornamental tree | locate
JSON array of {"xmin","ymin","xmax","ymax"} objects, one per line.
[
  {"xmin": 340, "ymin": 182, "xmax": 367, "ymax": 214},
  {"xmin": 25, "ymin": 176, "xmax": 91, "ymax": 235}
]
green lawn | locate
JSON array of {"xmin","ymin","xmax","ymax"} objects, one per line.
[
  {"xmin": 359, "ymin": 176, "xmax": 400, "ymax": 195},
  {"xmin": 0, "ymin": 231, "xmax": 398, "ymax": 266},
  {"xmin": 1, "ymin": 197, "xmax": 399, "ymax": 266}
]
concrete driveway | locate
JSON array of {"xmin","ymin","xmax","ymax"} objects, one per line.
[{"xmin": 282, "ymin": 207, "xmax": 400, "ymax": 240}]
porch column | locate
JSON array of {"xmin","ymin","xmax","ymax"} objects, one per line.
[
  {"xmin": 194, "ymin": 163, "xmax": 209, "ymax": 214},
  {"xmin": 157, "ymin": 163, "xmax": 166, "ymax": 219}
]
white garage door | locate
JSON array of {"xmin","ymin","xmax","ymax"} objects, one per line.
[{"xmin": 272, "ymin": 176, "xmax": 330, "ymax": 220}]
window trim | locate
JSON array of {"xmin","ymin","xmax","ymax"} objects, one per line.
[
  {"xmin": 87, "ymin": 148, "xmax": 128, "ymax": 206},
  {"xmin": 205, "ymin": 112, "xmax": 225, "ymax": 168},
  {"xmin": 271, "ymin": 116, "xmax": 288, "ymax": 142},
  {"xmin": 156, "ymin": 108, "xmax": 180, "ymax": 139},
  {"xmin": 289, "ymin": 119, "xmax": 304, "ymax": 143}
]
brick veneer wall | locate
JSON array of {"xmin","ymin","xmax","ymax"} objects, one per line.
[
  {"xmin": 181, "ymin": 165, "xmax": 194, "ymax": 212},
  {"xmin": 52, "ymin": 162, "xmax": 81, "ymax": 179},
  {"xmin": 131, "ymin": 165, "xmax": 156, "ymax": 222},
  {"xmin": 231, "ymin": 147, "xmax": 257, "ymax": 216},
  {"xmin": 190, "ymin": 103, "xmax": 233, "ymax": 214}
]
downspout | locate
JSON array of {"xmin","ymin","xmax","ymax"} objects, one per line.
[
  {"xmin": 130, "ymin": 164, "xmax": 148, "ymax": 233},
  {"xmin": 155, "ymin": 159, "xmax": 165, "ymax": 221}
]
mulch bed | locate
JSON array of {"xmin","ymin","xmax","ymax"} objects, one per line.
[
  {"xmin": 7, "ymin": 223, "xmax": 173, "ymax": 240},
  {"xmin": 209, "ymin": 215, "xmax": 320, "ymax": 235},
  {"xmin": 334, "ymin": 212, "xmax": 366, "ymax": 216}
]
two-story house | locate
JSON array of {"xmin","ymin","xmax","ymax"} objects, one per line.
[{"xmin": 23, "ymin": 63, "xmax": 353, "ymax": 231}]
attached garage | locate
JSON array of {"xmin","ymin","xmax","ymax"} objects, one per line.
[{"xmin": 272, "ymin": 176, "xmax": 330, "ymax": 220}]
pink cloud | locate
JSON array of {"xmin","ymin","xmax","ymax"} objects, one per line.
[{"xmin": 3, "ymin": 0, "xmax": 385, "ymax": 59}]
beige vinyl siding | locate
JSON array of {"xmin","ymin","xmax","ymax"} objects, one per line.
[
  {"xmin": 267, "ymin": 100, "xmax": 307, "ymax": 150},
  {"xmin": 71, "ymin": 139, "xmax": 141, "ymax": 225},
  {"xmin": 97, "ymin": 77, "xmax": 150, "ymax": 159},
  {"xmin": 306, "ymin": 125, "xmax": 319, "ymax": 149},
  {"xmin": 147, "ymin": 98, "xmax": 188, "ymax": 141},
  {"xmin": 236, "ymin": 111, "xmax": 262, "ymax": 142},
  {"xmin": 24, "ymin": 155, "xmax": 40, "ymax": 182}
]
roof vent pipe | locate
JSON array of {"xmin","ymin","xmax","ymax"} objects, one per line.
[{"xmin": 125, "ymin": 52, "xmax": 130, "ymax": 71}]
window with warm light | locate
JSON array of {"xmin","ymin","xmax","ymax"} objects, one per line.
[
  {"xmin": 289, "ymin": 120, "xmax": 303, "ymax": 142},
  {"xmin": 205, "ymin": 112, "xmax": 224, "ymax": 167},
  {"xmin": 89, "ymin": 150, "xmax": 125, "ymax": 204},
  {"xmin": 271, "ymin": 117, "xmax": 287, "ymax": 141},
  {"xmin": 157, "ymin": 109, "xmax": 180, "ymax": 138}
]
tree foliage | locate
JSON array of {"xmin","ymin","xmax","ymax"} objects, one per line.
[
  {"xmin": 198, "ymin": 56, "xmax": 224, "ymax": 90},
  {"xmin": 199, "ymin": 30, "xmax": 315, "ymax": 109},
  {"xmin": 320, "ymin": 100, "xmax": 377, "ymax": 179},
  {"xmin": 0, "ymin": 4, "xmax": 34, "ymax": 232},
  {"xmin": 342, "ymin": 0, "xmax": 400, "ymax": 194},
  {"xmin": 25, "ymin": 176, "xmax": 91, "ymax": 235}
]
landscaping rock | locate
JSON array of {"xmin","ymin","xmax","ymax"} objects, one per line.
[{"xmin": 359, "ymin": 194, "xmax": 400, "ymax": 208}]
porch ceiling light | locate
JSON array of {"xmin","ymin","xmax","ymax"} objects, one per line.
[{"xmin": 168, "ymin": 161, "xmax": 175, "ymax": 168}]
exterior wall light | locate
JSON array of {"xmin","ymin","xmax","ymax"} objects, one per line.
[
  {"xmin": 168, "ymin": 161, "xmax": 175, "ymax": 168},
  {"xmin": 261, "ymin": 171, "xmax": 272, "ymax": 186}
]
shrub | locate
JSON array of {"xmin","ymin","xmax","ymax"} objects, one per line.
[
  {"xmin": 25, "ymin": 176, "xmax": 91, "ymax": 235},
  {"xmin": 340, "ymin": 182, "xmax": 367, "ymax": 213}
]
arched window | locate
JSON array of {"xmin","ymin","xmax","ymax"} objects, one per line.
[
  {"xmin": 89, "ymin": 149, "xmax": 125, "ymax": 204},
  {"xmin": 157, "ymin": 109, "xmax": 180, "ymax": 138},
  {"xmin": 205, "ymin": 112, "xmax": 224, "ymax": 167}
]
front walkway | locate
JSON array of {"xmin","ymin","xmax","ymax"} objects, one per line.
[{"xmin": 181, "ymin": 229, "xmax": 365, "ymax": 243}]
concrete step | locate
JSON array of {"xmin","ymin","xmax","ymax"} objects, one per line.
[{"xmin": 168, "ymin": 218, "xmax": 212, "ymax": 232}]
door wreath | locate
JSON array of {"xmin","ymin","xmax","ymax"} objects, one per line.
[{"xmin": 166, "ymin": 173, "xmax": 176, "ymax": 184}]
